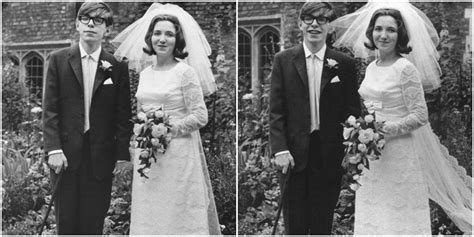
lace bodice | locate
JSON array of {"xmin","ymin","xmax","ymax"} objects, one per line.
[
  {"xmin": 359, "ymin": 58, "xmax": 428, "ymax": 137},
  {"xmin": 136, "ymin": 62, "xmax": 208, "ymax": 137}
]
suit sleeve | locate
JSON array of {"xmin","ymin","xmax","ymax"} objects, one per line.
[
  {"xmin": 269, "ymin": 53, "xmax": 288, "ymax": 155},
  {"xmin": 42, "ymin": 53, "xmax": 62, "ymax": 153},
  {"xmin": 115, "ymin": 61, "xmax": 132, "ymax": 161},
  {"xmin": 343, "ymin": 57, "xmax": 362, "ymax": 119}
]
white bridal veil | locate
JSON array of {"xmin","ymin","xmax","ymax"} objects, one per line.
[
  {"xmin": 332, "ymin": 1, "xmax": 441, "ymax": 92},
  {"xmin": 332, "ymin": 1, "xmax": 472, "ymax": 233},
  {"xmin": 111, "ymin": 3, "xmax": 217, "ymax": 96}
]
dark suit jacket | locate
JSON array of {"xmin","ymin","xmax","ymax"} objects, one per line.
[
  {"xmin": 43, "ymin": 44, "xmax": 132, "ymax": 179},
  {"xmin": 269, "ymin": 44, "xmax": 361, "ymax": 172}
]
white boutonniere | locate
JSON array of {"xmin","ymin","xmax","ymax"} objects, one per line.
[
  {"xmin": 325, "ymin": 58, "xmax": 339, "ymax": 70},
  {"xmin": 100, "ymin": 60, "xmax": 113, "ymax": 72}
]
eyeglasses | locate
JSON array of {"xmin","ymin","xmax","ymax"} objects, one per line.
[
  {"xmin": 79, "ymin": 15, "xmax": 106, "ymax": 25},
  {"xmin": 302, "ymin": 15, "xmax": 329, "ymax": 25}
]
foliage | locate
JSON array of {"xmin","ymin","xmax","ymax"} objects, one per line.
[
  {"xmin": 2, "ymin": 61, "xmax": 27, "ymax": 131},
  {"xmin": 202, "ymin": 57, "xmax": 237, "ymax": 234},
  {"xmin": 103, "ymin": 168, "xmax": 133, "ymax": 235}
]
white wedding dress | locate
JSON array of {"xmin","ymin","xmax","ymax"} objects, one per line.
[
  {"xmin": 355, "ymin": 58, "xmax": 472, "ymax": 234},
  {"xmin": 129, "ymin": 62, "xmax": 220, "ymax": 235}
]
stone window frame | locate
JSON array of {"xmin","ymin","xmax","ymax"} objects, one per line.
[
  {"xmin": 23, "ymin": 52, "xmax": 44, "ymax": 102},
  {"xmin": 4, "ymin": 40, "xmax": 72, "ymax": 103},
  {"xmin": 238, "ymin": 14, "xmax": 282, "ymax": 94}
]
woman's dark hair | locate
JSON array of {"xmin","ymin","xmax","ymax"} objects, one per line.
[
  {"xmin": 364, "ymin": 8, "xmax": 412, "ymax": 54},
  {"xmin": 143, "ymin": 14, "xmax": 188, "ymax": 59}
]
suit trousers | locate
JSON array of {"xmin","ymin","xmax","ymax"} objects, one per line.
[
  {"xmin": 50, "ymin": 132, "xmax": 113, "ymax": 234},
  {"xmin": 280, "ymin": 131, "xmax": 343, "ymax": 235}
]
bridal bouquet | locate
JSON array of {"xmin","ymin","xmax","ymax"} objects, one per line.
[
  {"xmin": 130, "ymin": 106, "xmax": 172, "ymax": 179},
  {"xmin": 341, "ymin": 114, "xmax": 386, "ymax": 191}
]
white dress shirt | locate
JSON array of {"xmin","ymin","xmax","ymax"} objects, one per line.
[
  {"xmin": 275, "ymin": 43, "xmax": 326, "ymax": 157},
  {"xmin": 48, "ymin": 44, "xmax": 101, "ymax": 156},
  {"xmin": 303, "ymin": 42, "xmax": 325, "ymax": 132},
  {"xmin": 79, "ymin": 44, "xmax": 101, "ymax": 133}
]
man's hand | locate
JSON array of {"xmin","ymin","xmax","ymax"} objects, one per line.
[
  {"xmin": 48, "ymin": 153, "xmax": 68, "ymax": 174},
  {"xmin": 113, "ymin": 161, "xmax": 133, "ymax": 176},
  {"xmin": 274, "ymin": 152, "xmax": 295, "ymax": 174}
]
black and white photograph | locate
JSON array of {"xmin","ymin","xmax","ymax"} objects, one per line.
[
  {"xmin": 1, "ymin": 0, "xmax": 472, "ymax": 236},
  {"xmin": 2, "ymin": 1, "xmax": 236, "ymax": 235},
  {"xmin": 238, "ymin": 1, "xmax": 472, "ymax": 235}
]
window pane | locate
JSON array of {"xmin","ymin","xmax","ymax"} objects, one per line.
[
  {"xmin": 238, "ymin": 30, "xmax": 251, "ymax": 93},
  {"xmin": 25, "ymin": 54, "xmax": 43, "ymax": 102},
  {"xmin": 259, "ymin": 30, "xmax": 279, "ymax": 83}
]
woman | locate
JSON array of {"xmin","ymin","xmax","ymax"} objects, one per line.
[
  {"xmin": 332, "ymin": 3, "xmax": 471, "ymax": 235},
  {"xmin": 112, "ymin": 4, "xmax": 220, "ymax": 235}
]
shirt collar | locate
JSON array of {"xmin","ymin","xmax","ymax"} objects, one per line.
[
  {"xmin": 303, "ymin": 42, "xmax": 326, "ymax": 61},
  {"xmin": 79, "ymin": 43, "xmax": 101, "ymax": 62}
]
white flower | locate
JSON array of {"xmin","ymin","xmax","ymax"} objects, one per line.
[
  {"xmin": 357, "ymin": 163, "xmax": 365, "ymax": 171},
  {"xmin": 133, "ymin": 124, "xmax": 144, "ymax": 136},
  {"xmin": 349, "ymin": 183, "xmax": 360, "ymax": 191},
  {"xmin": 353, "ymin": 174, "xmax": 360, "ymax": 181},
  {"xmin": 357, "ymin": 143, "xmax": 367, "ymax": 152},
  {"xmin": 326, "ymin": 58, "xmax": 339, "ymax": 68},
  {"xmin": 347, "ymin": 115, "xmax": 357, "ymax": 126},
  {"xmin": 343, "ymin": 127, "xmax": 354, "ymax": 140},
  {"xmin": 348, "ymin": 154, "xmax": 361, "ymax": 164},
  {"xmin": 154, "ymin": 110, "xmax": 164, "ymax": 118},
  {"xmin": 137, "ymin": 112, "xmax": 147, "ymax": 122},
  {"xmin": 242, "ymin": 93, "xmax": 254, "ymax": 100},
  {"xmin": 358, "ymin": 128, "xmax": 375, "ymax": 144},
  {"xmin": 377, "ymin": 139, "xmax": 386, "ymax": 149},
  {"xmin": 150, "ymin": 138, "xmax": 160, "ymax": 147},
  {"xmin": 151, "ymin": 123, "xmax": 167, "ymax": 137},
  {"xmin": 364, "ymin": 114, "xmax": 374, "ymax": 123},
  {"xmin": 101, "ymin": 60, "xmax": 112, "ymax": 69},
  {"xmin": 30, "ymin": 106, "xmax": 42, "ymax": 114},
  {"xmin": 373, "ymin": 133, "xmax": 380, "ymax": 141}
]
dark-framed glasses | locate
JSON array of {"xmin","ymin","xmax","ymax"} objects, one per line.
[
  {"xmin": 79, "ymin": 15, "xmax": 106, "ymax": 25},
  {"xmin": 302, "ymin": 15, "xmax": 329, "ymax": 25}
]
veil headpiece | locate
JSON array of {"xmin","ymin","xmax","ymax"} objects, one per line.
[
  {"xmin": 111, "ymin": 3, "xmax": 217, "ymax": 96},
  {"xmin": 332, "ymin": 1, "xmax": 441, "ymax": 91}
]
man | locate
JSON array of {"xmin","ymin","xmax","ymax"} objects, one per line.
[
  {"xmin": 269, "ymin": 2, "xmax": 361, "ymax": 234},
  {"xmin": 42, "ymin": 2, "xmax": 132, "ymax": 234}
]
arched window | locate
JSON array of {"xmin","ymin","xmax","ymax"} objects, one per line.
[
  {"xmin": 238, "ymin": 17, "xmax": 281, "ymax": 98},
  {"xmin": 257, "ymin": 28, "xmax": 280, "ymax": 84},
  {"xmin": 238, "ymin": 29, "xmax": 252, "ymax": 93},
  {"xmin": 24, "ymin": 53, "xmax": 44, "ymax": 101}
]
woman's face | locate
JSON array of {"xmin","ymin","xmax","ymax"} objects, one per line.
[
  {"xmin": 151, "ymin": 20, "xmax": 177, "ymax": 58},
  {"xmin": 372, "ymin": 15, "xmax": 398, "ymax": 54}
]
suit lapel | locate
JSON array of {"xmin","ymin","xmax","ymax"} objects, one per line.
[
  {"xmin": 92, "ymin": 50, "xmax": 109, "ymax": 97},
  {"xmin": 320, "ymin": 48, "xmax": 334, "ymax": 94},
  {"xmin": 292, "ymin": 44, "xmax": 308, "ymax": 90},
  {"xmin": 68, "ymin": 45, "xmax": 84, "ymax": 90}
]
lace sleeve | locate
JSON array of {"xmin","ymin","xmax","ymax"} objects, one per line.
[
  {"xmin": 383, "ymin": 64, "xmax": 429, "ymax": 137},
  {"xmin": 170, "ymin": 66, "xmax": 208, "ymax": 137}
]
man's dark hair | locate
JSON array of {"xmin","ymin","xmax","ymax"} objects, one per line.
[{"xmin": 77, "ymin": 2, "xmax": 114, "ymax": 26}]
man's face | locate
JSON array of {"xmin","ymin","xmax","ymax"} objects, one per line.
[
  {"xmin": 299, "ymin": 10, "xmax": 330, "ymax": 48},
  {"xmin": 76, "ymin": 10, "xmax": 108, "ymax": 45}
]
